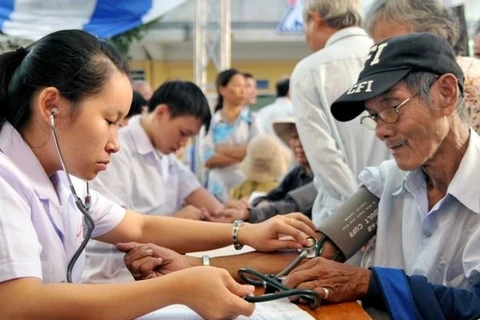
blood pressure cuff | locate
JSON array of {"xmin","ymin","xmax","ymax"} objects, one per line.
[
  {"xmin": 317, "ymin": 186, "xmax": 379, "ymax": 260},
  {"xmin": 287, "ymin": 182, "xmax": 317, "ymax": 214}
]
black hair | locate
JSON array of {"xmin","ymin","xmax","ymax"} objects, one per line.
[
  {"xmin": 0, "ymin": 29, "xmax": 129, "ymax": 132},
  {"xmin": 243, "ymin": 72, "xmax": 254, "ymax": 80},
  {"xmin": 276, "ymin": 78, "xmax": 290, "ymax": 98},
  {"xmin": 214, "ymin": 68, "xmax": 242, "ymax": 113},
  {"xmin": 127, "ymin": 91, "xmax": 147, "ymax": 119},
  {"xmin": 148, "ymin": 80, "xmax": 212, "ymax": 132}
]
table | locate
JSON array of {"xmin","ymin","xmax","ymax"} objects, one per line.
[
  {"xmin": 254, "ymin": 288, "xmax": 372, "ymax": 320},
  {"xmin": 189, "ymin": 247, "xmax": 372, "ymax": 320}
]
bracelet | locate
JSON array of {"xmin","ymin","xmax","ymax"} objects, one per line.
[
  {"xmin": 202, "ymin": 255, "xmax": 210, "ymax": 266},
  {"xmin": 232, "ymin": 220, "xmax": 245, "ymax": 250}
]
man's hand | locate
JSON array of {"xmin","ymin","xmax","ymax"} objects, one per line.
[
  {"xmin": 207, "ymin": 200, "xmax": 250, "ymax": 223},
  {"xmin": 175, "ymin": 205, "xmax": 210, "ymax": 220},
  {"xmin": 283, "ymin": 257, "xmax": 371, "ymax": 303},
  {"xmin": 116, "ymin": 242, "xmax": 199, "ymax": 280}
]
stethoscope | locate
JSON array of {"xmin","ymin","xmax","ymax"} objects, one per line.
[
  {"xmin": 239, "ymin": 233, "xmax": 340, "ymax": 309},
  {"xmin": 49, "ymin": 108, "xmax": 95, "ymax": 283}
]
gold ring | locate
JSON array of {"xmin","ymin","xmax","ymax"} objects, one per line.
[{"xmin": 322, "ymin": 287, "xmax": 329, "ymax": 299}]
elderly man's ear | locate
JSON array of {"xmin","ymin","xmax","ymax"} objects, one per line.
[{"xmin": 435, "ymin": 73, "xmax": 461, "ymax": 116}]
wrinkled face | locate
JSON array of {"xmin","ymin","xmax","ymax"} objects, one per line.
[
  {"xmin": 289, "ymin": 126, "xmax": 309, "ymax": 166},
  {"xmin": 474, "ymin": 33, "xmax": 480, "ymax": 59},
  {"xmin": 56, "ymin": 71, "xmax": 132, "ymax": 180},
  {"xmin": 364, "ymin": 81, "xmax": 448, "ymax": 171},
  {"xmin": 244, "ymin": 77, "xmax": 258, "ymax": 105},
  {"xmin": 151, "ymin": 107, "xmax": 202, "ymax": 155},
  {"xmin": 369, "ymin": 19, "xmax": 412, "ymax": 43},
  {"xmin": 219, "ymin": 73, "xmax": 246, "ymax": 107}
]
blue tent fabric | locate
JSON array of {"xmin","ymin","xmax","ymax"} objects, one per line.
[{"xmin": 0, "ymin": 0, "xmax": 186, "ymax": 40}]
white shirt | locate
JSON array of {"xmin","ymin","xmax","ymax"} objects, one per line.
[
  {"xmin": 0, "ymin": 123, "xmax": 125, "ymax": 284},
  {"xmin": 203, "ymin": 110, "xmax": 261, "ymax": 202},
  {"xmin": 290, "ymin": 27, "xmax": 391, "ymax": 226},
  {"xmin": 360, "ymin": 131, "xmax": 480, "ymax": 289},
  {"xmin": 83, "ymin": 115, "xmax": 201, "ymax": 283},
  {"xmin": 257, "ymin": 97, "xmax": 294, "ymax": 136},
  {"xmin": 90, "ymin": 115, "xmax": 201, "ymax": 214}
]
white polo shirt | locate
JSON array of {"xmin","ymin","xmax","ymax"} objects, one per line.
[
  {"xmin": 361, "ymin": 131, "xmax": 480, "ymax": 289},
  {"xmin": 0, "ymin": 122, "xmax": 125, "ymax": 284},
  {"xmin": 83, "ymin": 115, "xmax": 201, "ymax": 283}
]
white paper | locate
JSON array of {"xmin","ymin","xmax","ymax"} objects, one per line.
[{"xmin": 137, "ymin": 298, "xmax": 314, "ymax": 320}]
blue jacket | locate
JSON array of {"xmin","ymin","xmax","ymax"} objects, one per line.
[{"xmin": 362, "ymin": 267, "xmax": 480, "ymax": 320}]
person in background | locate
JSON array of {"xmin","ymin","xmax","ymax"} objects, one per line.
[
  {"xmin": 290, "ymin": 0, "xmax": 391, "ymax": 228},
  {"xmin": 214, "ymin": 117, "xmax": 315, "ymax": 223},
  {"xmin": 83, "ymin": 80, "xmax": 225, "ymax": 283},
  {"xmin": 132, "ymin": 79, "xmax": 153, "ymax": 102},
  {"xmin": 474, "ymin": 19, "xmax": 480, "ymax": 59},
  {"xmin": 243, "ymin": 72, "xmax": 258, "ymax": 109},
  {"xmin": 121, "ymin": 91, "xmax": 147, "ymax": 126},
  {"xmin": 229, "ymin": 134, "xmax": 290, "ymax": 201},
  {"xmin": 122, "ymin": 33, "xmax": 480, "ymax": 320},
  {"xmin": 256, "ymin": 77, "xmax": 293, "ymax": 137},
  {"xmin": 203, "ymin": 69, "xmax": 262, "ymax": 202},
  {"xmin": 0, "ymin": 29, "xmax": 318, "ymax": 320},
  {"xmin": 365, "ymin": 0, "xmax": 480, "ymax": 133}
]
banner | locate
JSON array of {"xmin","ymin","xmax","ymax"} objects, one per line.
[{"xmin": 0, "ymin": 0, "xmax": 186, "ymax": 40}]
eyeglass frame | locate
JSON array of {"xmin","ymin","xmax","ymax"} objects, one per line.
[{"xmin": 360, "ymin": 92, "xmax": 417, "ymax": 130}]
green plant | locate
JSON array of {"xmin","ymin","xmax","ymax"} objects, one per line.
[{"xmin": 108, "ymin": 18, "xmax": 161, "ymax": 58}]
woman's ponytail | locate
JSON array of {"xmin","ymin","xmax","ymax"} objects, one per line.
[{"xmin": 0, "ymin": 47, "xmax": 29, "ymax": 129}]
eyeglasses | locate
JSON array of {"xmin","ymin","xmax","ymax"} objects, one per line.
[{"xmin": 360, "ymin": 92, "xmax": 417, "ymax": 130}]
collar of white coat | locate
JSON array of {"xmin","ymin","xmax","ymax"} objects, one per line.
[
  {"xmin": 127, "ymin": 115, "xmax": 167, "ymax": 158},
  {"xmin": 0, "ymin": 122, "xmax": 58, "ymax": 202},
  {"xmin": 324, "ymin": 26, "xmax": 369, "ymax": 48}
]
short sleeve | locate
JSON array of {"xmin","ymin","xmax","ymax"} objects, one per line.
[
  {"xmin": 358, "ymin": 165, "xmax": 386, "ymax": 199},
  {"xmin": 75, "ymin": 178, "xmax": 126, "ymax": 238},
  {"xmin": 0, "ymin": 176, "xmax": 43, "ymax": 282}
]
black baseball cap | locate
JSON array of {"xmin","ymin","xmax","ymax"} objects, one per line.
[{"xmin": 330, "ymin": 32, "xmax": 464, "ymax": 122}]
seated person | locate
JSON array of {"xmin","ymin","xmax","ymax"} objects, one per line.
[
  {"xmin": 120, "ymin": 33, "xmax": 480, "ymax": 320},
  {"xmin": 121, "ymin": 91, "xmax": 147, "ymax": 126},
  {"xmin": 229, "ymin": 134, "xmax": 290, "ymax": 201},
  {"xmin": 215, "ymin": 118, "xmax": 315, "ymax": 223},
  {"xmin": 83, "ymin": 80, "xmax": 225, "ymax": 283}
]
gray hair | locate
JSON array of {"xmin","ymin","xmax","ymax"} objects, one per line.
[
  {"xmin": 402, "ymin": 71, "xmax": 467, "ymax": 122},
  {"xmin": 303, "ymin": 0, "xmax": 362, "ymax": 29},
  {"xmin": 364, "ymin": 0, "xmax": 459, "ymax": 47}
]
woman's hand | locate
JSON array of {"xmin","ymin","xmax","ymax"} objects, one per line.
[
  {"xmin": 282, "ymin": 257, "xmax": 371, "ymax": 303},
  {"xmin": 117, "ymin": 242, "xmax": 198, "ymax": 280},
  {"xmin": 171, "ymin": 267, "xmax": 255, "ymax": 319},
  {"xmin": 240, "ymin": 212, "xmax": 317, "ymax": 251}
]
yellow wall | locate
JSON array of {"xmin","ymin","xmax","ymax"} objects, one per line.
[{"xmin": 129, "ymin": 60, "xmax": 299, "ymax": 95}]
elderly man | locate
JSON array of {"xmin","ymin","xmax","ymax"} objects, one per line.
[
  {"xmin": 290, "ymin": 0, "xmax": 390, "ymax": 227},
  {"xmin": 121, "ymin": 33, "xmax": 480, "ymax": 320}
]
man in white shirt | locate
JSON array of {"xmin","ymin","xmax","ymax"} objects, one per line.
[
  {"xmin": 257, "ymin": 77, "xmax": 293, "ymax": 137},
  {"xmin": 291, "ymin": 0, "xmax": 390, "ymax": 226},
  {"xmin": 83, "ymin": 80, "xmax": 224, "ymax": 283}
]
